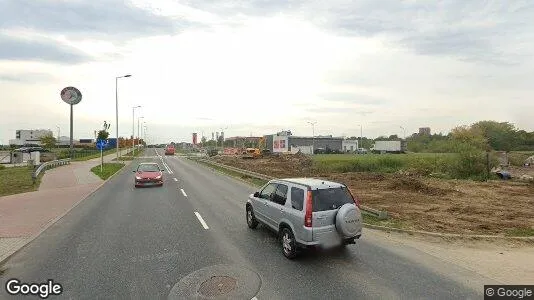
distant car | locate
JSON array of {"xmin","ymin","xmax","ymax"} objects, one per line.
[
  {"xmin": 246, "ymin": 178, "xmax": 362, "ymax": 259},
  {"xmin": 133, "ymin": 163, "xmax": 164, "ymax": 187},
  {"xmin": 165, "ymin": 145, "xmax": 175, "ymax": 155}
]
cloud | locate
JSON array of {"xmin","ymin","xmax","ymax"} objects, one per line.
[
  {"xmin": 182, "ymin": 0, "xmax": 305, "ymax": 17},
  {"xmin": 0, "ymin": 0, "xmax": 186, "ymax": 40},
  {"xmin": 0, "ymin": 34, "xmax": 91, "ymax": 63},
  {"xmin": 182, "ymin": 0, "xmax": 533, "ymax": 66},
  {"xmin": 0, "ymin": 72, "xmax": 55, "ymax": 83},
  {"xmin": 318, "ymin": 92, "xmax": 388, "ymax": 106}
]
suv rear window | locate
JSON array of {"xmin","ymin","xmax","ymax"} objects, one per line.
[{"xmin": 312, "ymin": 187, "xmax": 353, "ymax": 212}]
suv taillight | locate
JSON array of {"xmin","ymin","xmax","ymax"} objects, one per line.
[
  {"xmin": 304, "ymin": 190, "xmax": 313, "ymax": 227},
  {"xmin": 347, "ymin": 188, "xmax": 361, "ymax": 208}
]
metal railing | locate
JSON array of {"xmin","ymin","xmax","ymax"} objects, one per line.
[
  {"xmin": 197, "ymin": 158, "xmax": 275, "ymax": 181},
  {"xmin": 32, "ymin": 159, "xmax": 71, "ymax": 182},
  {"xmin": 194, "ymin": 158, "xmax": 388, "ymax": 219}
]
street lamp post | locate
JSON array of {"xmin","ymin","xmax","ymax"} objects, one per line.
[
  {"xmin": 56, "ymin": 126, "xmax": 60, "ymax": 149},
  {"xmin": 307, "ymin": 121, "xmax": 317, "ymax": 154},
  {"xmin": 220, "ymin": 127, "xmax": 228, "ymax": 149},
  {"xmin": 400, "ymin": 126, "xmax": 406, "ymax": 140},
  {"xmin": 115, "ymin": 74, "xmax": 131, "ymax": 160},
  {"xmin": 132, "ymin": 106, "xmax": 141, "ymax": 156},
  {"xmin": 137, "ymin": 116, "xmax": 144, "ymax": 152},
  {"xmin": 359, "ymin": 124, "xmax": 363, "ymax": 150}
]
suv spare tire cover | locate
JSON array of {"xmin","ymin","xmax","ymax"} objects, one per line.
[{"xmin": 335, "ymin": 204, "xmax": 362, "ymax": 237}]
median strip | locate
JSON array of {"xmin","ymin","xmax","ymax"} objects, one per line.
[{"xmin": 90, "ymin": 163, "xmax": 125, "ymax": 180}]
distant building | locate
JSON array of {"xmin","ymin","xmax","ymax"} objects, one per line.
[
  {"xmin": 9, "ymin": 129, "xmax": 53, "ymax": 146},
  {"xmin": 264, "ymin": 130, "xmax": 345, "ymax": 153},
  {"xmin": 225, "ymin": 136, "xmax": 262, "ymax": 148},
  {"xmin": 342, "ymin": 139, "xmax": 359, "ymax": 152},
  {"xmin": 419, "ymin": 127, "xmax": 431, "ymax": 135}
]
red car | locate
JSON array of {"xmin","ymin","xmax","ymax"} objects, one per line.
[
  {"xmin": 133, "ymin": 163, "xmax": 164, "ymax": 187},
  {"xmin": 165, "ymin": 145, "xmax": 175, "ymax": 155}
]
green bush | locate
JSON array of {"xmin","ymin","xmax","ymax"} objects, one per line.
[
  {"xmin": 0, "ymin": 165, "xmax": 5, "ymax": 170},
  {"xmin": 313, "ymin": 151, "xmax": 498, "ymax": 180}
]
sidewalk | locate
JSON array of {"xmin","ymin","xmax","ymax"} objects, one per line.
[{"xmin": 0, "ymin": 149, "xmax": 129, "ymax": 263}]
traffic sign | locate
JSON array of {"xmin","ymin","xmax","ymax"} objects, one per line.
[
  {"xmin": 96, "ymin": 139, "xmax": 108, "ymax": 150},
  {"xmin": 60, "ymin": 87, "xmax": 82, "ymax": 105}
]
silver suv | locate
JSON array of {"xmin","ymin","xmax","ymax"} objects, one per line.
[{"xmin": 246, "ymin": 178, "xmax": 362, "ymax": 259}]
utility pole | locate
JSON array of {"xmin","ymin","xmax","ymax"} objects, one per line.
[
  {"xmin": 359, "ymin": 124, "xmax": 363, "ymax": 150},
  {"xmin": 400, "ymin": 126, "xmax": 406, "ymax": 140},
  {"xmin": 137, "ymin": 116, "xmax": 144, "ymax": 152},
  {"xmin": 132, "ymin": 105, "xmax": 141, "ymax": 156},
  {"xmin": 307, "ymin": 121, "xmax": 317, "ymax": 154}
]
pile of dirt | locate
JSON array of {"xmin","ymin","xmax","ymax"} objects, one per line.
[
  {"xmin": 209, "ymin": 154, "xmax": 534, "ymax": 235},
  {"xmin": 387, "ymin": 176, "xmax": 449, "ymax": 196}
]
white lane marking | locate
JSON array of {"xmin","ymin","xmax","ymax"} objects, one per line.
[
  {"xmin": 173, "ymin": 178, "xmax": 178, "ymax": 182},
  {"xmin": 251, "ymin": 297, "xmax": 258, "ymax": 300},
  {"xmin": 180, "ymin": 189, "xmax": 187, "ymax": 197},
  {"xmin": 194, "ymin": 212, "xmax": 209, "ymax": 230}
]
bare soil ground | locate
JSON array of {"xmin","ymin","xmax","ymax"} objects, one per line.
[{"xmin": 212, "ymin": 154, "xmax": 534, "ymax": 235}]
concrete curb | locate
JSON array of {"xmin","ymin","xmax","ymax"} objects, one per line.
[
  {"xmin": 363, "ymin": 223, "xmax": 534, "ymax": 242},
  {"xmin": 188, "ymin": 157, "xmax": 534, "ymax": 242},
  {"xmin": 0, "ymin": 159, "xmax": 132, "ymax": 266}
]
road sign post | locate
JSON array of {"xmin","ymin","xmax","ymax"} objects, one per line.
[
  {"xmin": 60, "ymin": 87, "xmax": 82, "ymax": 159},
  {"xmin": 96, "ymin": 139, "xmax": 108, "ymax": 173}
]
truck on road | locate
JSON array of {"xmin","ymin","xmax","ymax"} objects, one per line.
[{"xmin": 370, "ymin": 140, "xmax": 407, "ymax": 154}]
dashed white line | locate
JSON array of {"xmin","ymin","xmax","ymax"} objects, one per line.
[
  {"xmin": 173, "ymin": 178, "xmax": 178, "ymax": 182},
  {"xmin": 194, "ymin": 212, "xmax": 209, "ymax": 229},
  {"xmin": 251, "ymin": 297, "xmax": 258, "ymax": 300},
  {"xmin": 180, "ymin": 189, "xmax": 187, "ymax": 197}
]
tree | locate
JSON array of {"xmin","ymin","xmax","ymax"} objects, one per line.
[
  {"xmin": 471, "ymin": 121, "xmax": 516, "ymax": 151},
  {"xmin": 450, "ymin": 125, "xmax": 489, "ymax": 150},
  {"xmin": 40, "ymin": 134, "xmax": 57, "ymax": 149},
  {"xmin": 97, "ymin": 130, "xmax": 109, "ymax": 141}
]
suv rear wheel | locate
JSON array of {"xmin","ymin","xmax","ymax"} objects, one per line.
[
  {"xmin": 280, "ymin": 227, "xmax": 297, "ymax": 259},
  {"xmin": 246, "ymin": 206, "xmax": 258, "ymax": 229}
]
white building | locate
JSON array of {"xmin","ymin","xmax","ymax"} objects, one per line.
[
  {"xmin": 342, "ymin": 139, "xmax": 359, "ymax": 152},
  {"xmin": 9, "ymin": 129, "xmax": 53, "ymax": 146}
]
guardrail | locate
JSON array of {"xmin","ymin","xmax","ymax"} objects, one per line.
[
  {"xmin": 32, "ymin": 159, "xmax": 71, "ymax": 183},
  {"xmin": 193, "ymin": 157, "xmax": 388, "ymax": 219}
]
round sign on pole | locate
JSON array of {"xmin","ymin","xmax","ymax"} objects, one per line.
[{"xmin": 60, "ymin": 86, "xmax": 82, "ymax": 105}]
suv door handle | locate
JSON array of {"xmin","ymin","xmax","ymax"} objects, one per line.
[{"xmin": 316, "ymin": 216, "xmax": 326, "ymax": 220}]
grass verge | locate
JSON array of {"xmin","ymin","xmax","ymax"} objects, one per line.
[
  {"xmin": 113, "ymin": 149, "xmax": 145, "ymax": 161},
  {"xmin": 90, "ymin": 163, "xmax": 125, "ymax": 180},
  {"xmin": 362, "ymin": 214, "xmax": 406, "ymax": 229},
  {"xmin": 506, "ymin": 227, "xmax": 534, "ymax": 237},
  {"xmin": 0, "ymin": 166, "xmax": 42, "ymax": 197},
  {"xmin": 313, "ymin": 152, "xmax": 498, "ymax": 180},
  {"xmin": 194, "ymin": 159, "xmax": 268, "ymax": 187}
]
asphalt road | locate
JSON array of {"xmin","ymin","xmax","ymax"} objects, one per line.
[{"xmin": 1, "ymin": 148, "xmax": 494, "ymax": 299}]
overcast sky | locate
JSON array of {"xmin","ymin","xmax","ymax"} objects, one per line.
[{"xmin": 1, "ymin": 0, "xmax": 533, "ymax": 145}]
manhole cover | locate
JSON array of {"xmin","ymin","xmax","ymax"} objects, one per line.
[
  {"xmin": 168, "ymin": 264, "xmax": 261, "ymax": 300},
  {"xmin": 198, "ymin": 276, "xmax": 237, "ymax": 297}
]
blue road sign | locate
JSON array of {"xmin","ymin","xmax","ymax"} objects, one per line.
[{"xmin": 96, "ymin": 139, "xmax": 108, "ymax": 150}]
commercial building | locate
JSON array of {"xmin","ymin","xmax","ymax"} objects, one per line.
[
  {"xmin": 342, "ymin": 139, "xmax": 359, "ymax": 152},
  {"xmin": 225, "ymin": 136, "xmax": 263, "ymax": 148},
  {"xmin": 264, "ymin": 130, "xmax": 350, "ymax": 153},
  {"xmin": 9, "ymin": 129, "xmax": 53, "ymax": 146}
]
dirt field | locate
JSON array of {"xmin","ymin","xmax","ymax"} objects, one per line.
[{"xmin": 212, "ymin": 154, "xmax": 534, "ymax": 235}]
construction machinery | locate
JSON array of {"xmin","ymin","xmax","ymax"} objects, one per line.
[{"xmin": 242, "ymin": 148, "xmax": 261, "ymax": 159}]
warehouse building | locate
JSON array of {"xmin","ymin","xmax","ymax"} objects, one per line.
[{"xmin": 264, "ymin": 130, "xmax": 356, "ymax": 153}]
